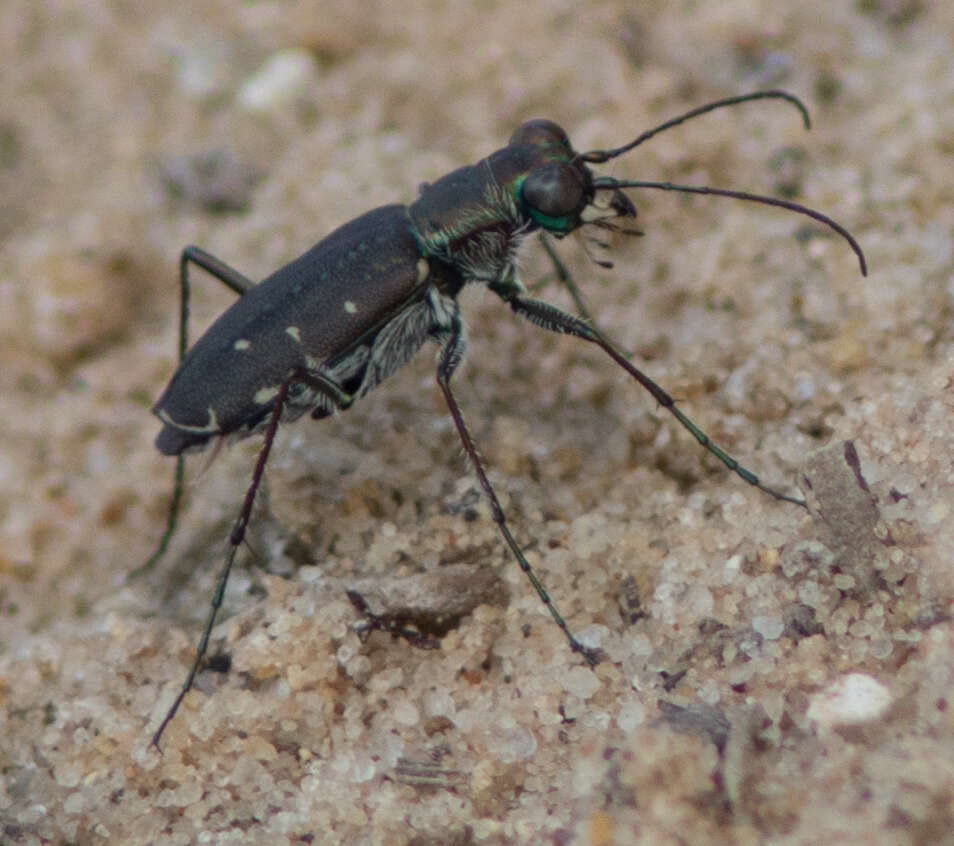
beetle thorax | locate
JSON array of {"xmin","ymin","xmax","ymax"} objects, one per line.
[
  {"xmin": 441, "ymin": 186, "xmax": 534, "ymax": 285},
  {"xmin": 409, "ymin": 159, "xmax": 536, "ymax": 288}
]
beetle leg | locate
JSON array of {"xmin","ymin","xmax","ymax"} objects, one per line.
[
  {"xmin": 133, "ymin": 250, "xmax": 259, "ymax": 580},
  {"xmin": 296, "ymin": 369, "xmax": 355, "ymax": 412},
  {"xmin": 537, "ymin": 232, "xmax": 593, "ymax": 324},
  {"xmin": 493, "ymin": 290, "xmax": 806, "ymax": 508},
  {"xmin": 432, "ymin": 314, "xmax": 600, "ymax": 666},
  {"xmin": 181, "ymin": 244, "xmax": 256, "ymax": 295},
  {"xmin": 177, "ymin": 247, "xmax": 255, "ymax": 362},
  {"xmin": 151, "ymin": 378, "xmax": 292, "ymax": 749},
  {"xmin": 535, "ymin": 234, "xmax": 636, "ymax": 359},
  {"xmin": 130, "ymin": 452, "xmax": 187, "ymax": 581}
]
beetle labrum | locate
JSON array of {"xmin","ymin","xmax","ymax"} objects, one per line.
[{"xmin": 145, "ymin": 90, "xmax": 866, "ymax": 747}]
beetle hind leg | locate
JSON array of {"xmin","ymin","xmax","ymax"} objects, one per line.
[
  {"xmin": 150, "ymin": 378, "xmax": 292, "ymax": 749},
  {"xmin": 135, "ymin": 249, "xmax": 259, "ymax": 580}
]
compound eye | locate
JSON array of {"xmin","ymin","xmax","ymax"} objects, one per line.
[
  {"xmin": 509, "ymin": 119, "xmax": 571, "ymax": 150},
  {"xmin": 522, "ymin": 161, "xmax": 586, "ymax": 220}
]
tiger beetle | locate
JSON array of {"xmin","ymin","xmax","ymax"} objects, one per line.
[{"xmin": 142, "ymin": 90, "xmax": 866, "ymax": 748}]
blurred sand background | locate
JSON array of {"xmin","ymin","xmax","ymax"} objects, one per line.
[{"xmin": 2, "ymin": 1, "xmax": 953, "ymax": 843}]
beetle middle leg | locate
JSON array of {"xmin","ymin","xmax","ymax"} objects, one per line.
[
  {"xmin": 432, "ymin": 314, "xmax": 601, "ymax": 666},
  {"xmin": 490, "ymin": 282, "xmax": 806, "ymax": 507},
  {"xmin": 133, "ymin": 248, "xmax": 258, "ymax": 579}
]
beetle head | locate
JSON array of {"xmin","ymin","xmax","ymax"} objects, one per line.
[
  {"xmin": 511, "ymin": 92, "xmax": 866, "ymax": 276},
  {"xmin": 511, "ymin": 119, "xmax": 636, "ymax": 238}
]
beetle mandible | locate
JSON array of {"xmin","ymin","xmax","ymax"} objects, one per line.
[{"xmin": 144, "ymin": 90, "xmax": 867, "ymax": 747}]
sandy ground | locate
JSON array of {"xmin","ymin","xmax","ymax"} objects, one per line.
[{"xmin": 2, "ymin": 2, "xmax": 953, "ymax": 844}]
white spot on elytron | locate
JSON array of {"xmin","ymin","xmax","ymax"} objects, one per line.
[
  {"xmin": 157, "ymin": 406, "xmax": 220, "ymax": 433},
  {"xmin": 233, "ymin": 339, "xmax": 251, "ymax": 351},
  {"xmin": 254, "ymin": 386, "xmax": 280, "ymax": 405},
  {"xmin": 417, "ymin": 257, "xmax": 429, "ymax": 283},
  {"xmin": 285, "ymin": 326, "xmax": 301, "ymax": 342},
  {"xmin": 344, "ymin": 301, "xmax": 358, "ymax": 314}
]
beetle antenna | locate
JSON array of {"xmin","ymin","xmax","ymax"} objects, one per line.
[
  {"xmin": 593, "ymin": 178, "xmax": 867, "ymax": 276},
  {"xmin": 577, "ymin": 90, "xmax": 810, "ymax": 165}
]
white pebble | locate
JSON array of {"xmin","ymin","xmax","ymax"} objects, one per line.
[
  {"xmin": 752, "ymin": 613, "xmax": 784, "ymax": 641},
  {"xmin": 238, "ymin": 48, "xmax": 317, "ymax": 111},
  {"xmin": 807, "ymin": 673, "xmax": 892, "ymax": 727},
  {"xmin": 562, "ymin": 665, "xmax": 600, "ymax": 700}
]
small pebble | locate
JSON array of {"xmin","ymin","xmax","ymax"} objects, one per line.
[
  {"xmin": 807, "ymin": 673, "xmax": 892, "ymax": 727},
  {"xmin": 237, "ymin": 48, "xmax": 318, "ymax": 111}
]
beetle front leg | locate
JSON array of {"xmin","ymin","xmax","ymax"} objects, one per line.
[
  {"xmin": 492, "ymin": 287, "xmax": 806, "ymax": 507},
  {"xmin": 432, "ymin": 316, "xmax": 600, "ymax": 666},
  {"xmin": 538, "ymin": 233, "xmax": 594, "ymax": 325},
  {"xmin": 535, "ymin": 234, "xmax": 635, "ymax": 359}
]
